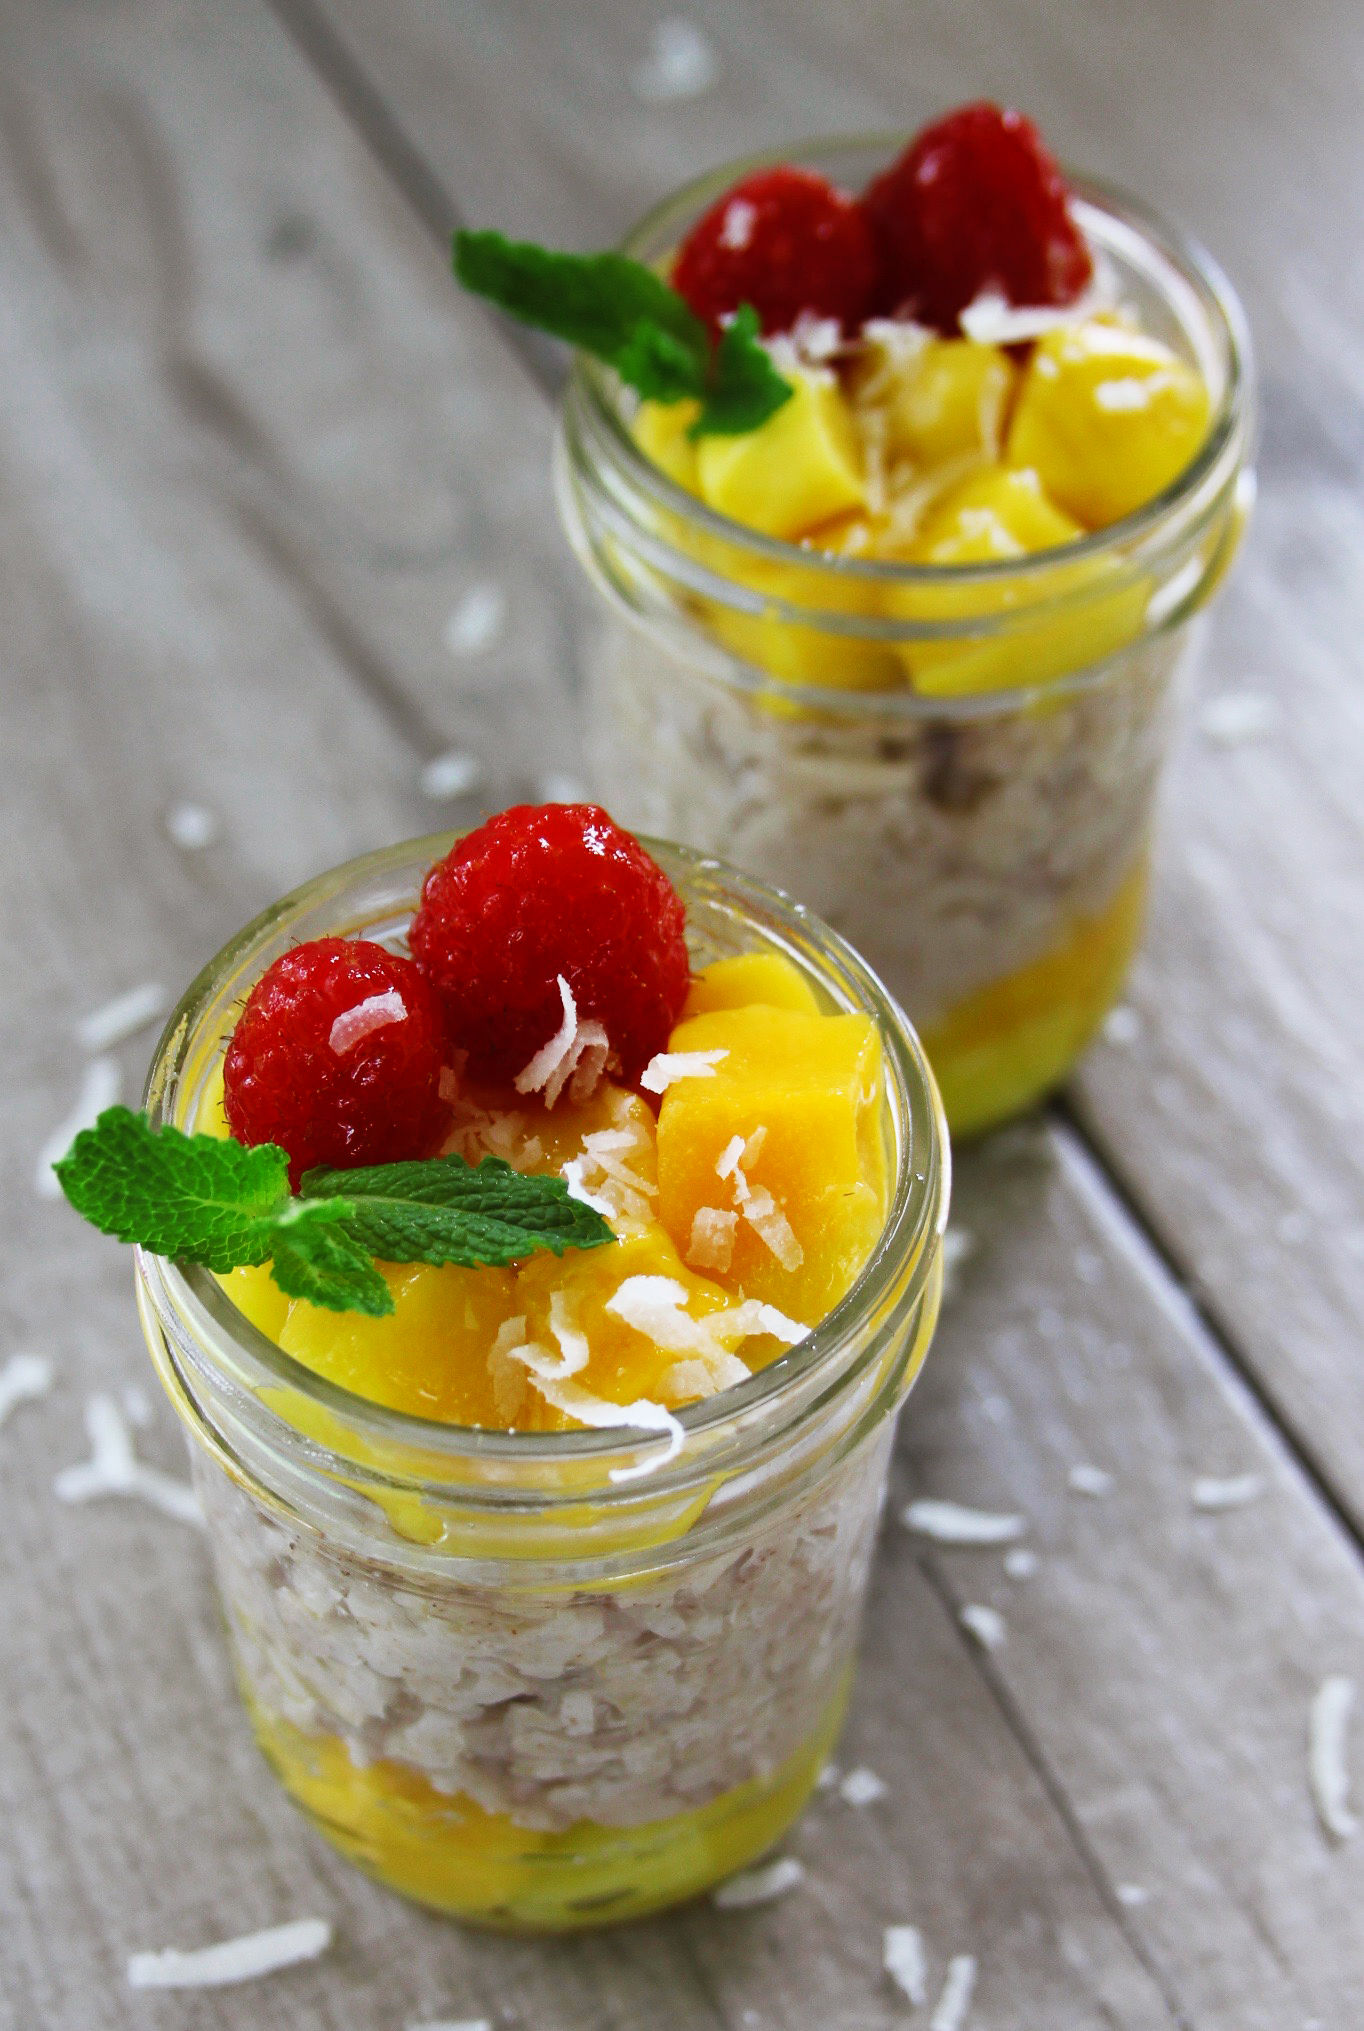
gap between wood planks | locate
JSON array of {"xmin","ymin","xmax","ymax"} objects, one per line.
[{"xmin": 265, "ymin": 0, "xmax": 569, "ymax": 398}]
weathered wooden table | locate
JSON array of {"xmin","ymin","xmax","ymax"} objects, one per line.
[{"xmin": 4, "ymin": 2, "xmax": 1362, "ymax": 2024}]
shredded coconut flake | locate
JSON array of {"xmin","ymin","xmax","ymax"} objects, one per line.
[
  {"xmin": 628, "ymin": 17, "xmax": 718, "ymax": 100},
  {"xmin": 546, "ymin": 1291, "xmax": 591, "ymax": 1379},
  {"xmin": 444, "ymin": 582, "xmax": 506, "ymax": 656},
  {"xmin": 941, "ymin": 1225, "xmax": 975, "ymax": 1303},
  {"xmin": 54, "ymin": 1394, "xmax": 201, "ymax": 1525},
  {"xmin": 658, "ymin": 1352, "xmax": 750, "ymax": 1405},
  {"xmin": 1102, "ymin": 1004, "xmax": 1142, "ymax": 1047},
  {"xmin": 1003, "ymin": 1548, "xmax": 1039, "ymax": 1581},
  {"xmin": 1068, "ymin": 1463, "xmax": 1115, "ymax": 1499},
  {"xmin": 715, "ymin": 1134, "xmax": 747, "ymax": 1184},
  {"xmin": 328, "ymin": 988, "xmax": 407, "ymax": 1056},
  {"xmin": 539, "ymin": 771, "xmax": 588, "ymax": 805},
  {"xmin": 496, "ymin": 1331, "xmax": 684, "ymax": 1485},
  {"xmin": 514, "ymin": 975, "xmax": 609, "ymax": 1108},
  {"xmin": 76, "ymin": 981, "xmax": 167, "ymax": 1053},
  {"xmin": 840, "ymin": 1765, "xmax": 887, "ymax": 1807},
  {"xmin": 712, "ymin": 1855, "xmax": 804, "ymax": 1909},
  {"xmin": 561, "ymin": 1157, "xmax": 615, "ymax": 1219},
  {"xmin": 606, "ymin": 1275, "xmax": 721, "ymax": 1355},
  {"xmin": 960, "ymin": 291, "xmax": 1087, "ymax": 344},
  {"xmin": 1192, "ymin": 1472, "xmax": 1265, "ymax": 1512},
  {"xmin": 719, "ymin": 199, "xmax": 757, "ymax": 251},
  {"xmin": 35, "ymin": 1057, "xmax": 122, "ymax": 1198},
  {"xmin": 1116, "ymin": 1883, "xmax": 1150, "ymax": 1907},
  {"xmin": 1199, "ymin": 691, "xmax": 1278, "ymax": 746},
  {"xmin": 901, "ymin": 1500, "xmax": 1026, "ymax": 1546},
  {"xmin": 930, "ymin": 1953, "xmax": 978, "ymax": 2031},
  {"xmin": 419, "ymin": 748, "xmax": 485, "ymax": 801},
  {"xmin": 686, "ymin": 1205, "xmax": 738, "ymax": 1274},
  {"xmin": 639, "ymin": 1048, "xmax": 728, "ymax": 1094},
  {"xmin": 1309, "ymin": 1675, "xmax": 1358, "ymax": 1842},
  {"xmin": 883, "ymin": 1924, "xmax": 928, "ymax": 2006},
  {"xmin": 741, "ymin": 1184, "xmax": 804, "ymax": 1270},
  {"xmin": 163, "ymin": 800, "xmax": 218, "ymax": 850},
  {"xmin": 959, "ymin": 1604, "xmax": 1007, "ymax": 1652},
  {"xmin": 127, "ymin": 1918, "xmax": 332, "ymax": 1989},
  {"xmin": 815, "ymin": 1760, "xmax": 841, "ymax": 1791},
  {"xmin": 408, "ymin": 2021, "xmax": 492, "ymax": 2031},
  {"xmin": 0, "ymin": 1353, "xmax": 53, "ymax": 1430}
]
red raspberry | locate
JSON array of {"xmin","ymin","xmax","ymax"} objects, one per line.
[
  {"xmin": 672, "ymin": 166, "xmax": 878, "ymax": 338},
  {"xmin": 861, "ymin": 102, "xmax": 1093, "ymax": 334},
  {"xmin": 224, "ymin": 938, "xmax": 446, "ymax": 1186},
  {"xmin": 410, "ymin": 804, "xmax": 690, "ymax": 1090}
]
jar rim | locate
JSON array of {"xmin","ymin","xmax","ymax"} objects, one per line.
[
  {"xmin": 138, "ymin": 835, "xmax": 949, "ymax": 1508},
  {"xmin": 572, "ymin": 134, "xmax": 1254, "ymax": 591}
]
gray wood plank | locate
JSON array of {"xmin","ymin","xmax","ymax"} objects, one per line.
[{"xmin": 300, "ymin": 0, "xmax": 1364, "ymax": 1533}]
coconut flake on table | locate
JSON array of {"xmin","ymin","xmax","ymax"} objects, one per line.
[
  {"xmin": 1308, "ymin": 1675, "xmax": 1358, "ymax": 1841},
  {"xmin": 1068, "ymin": 1463, "xmax": 1115, "ymax": 1498},
  {"xmin": 514, "ymin": 975, "xmax": 610, "ymax": 1108},
  {"xmin": 628, "ymin": 17, "xmax": 718, "ymax": 101},
  {"xmin": 163, "ymin": 800, "xmax": 219, "ymax": 851},
  {"xmin": 1116, "ymin": 1883, "xmax": 1150, "ymax": 1907},
  {"xmin": 959, "ymin": 1604, "xmax": 1007, "ymax": 1652},
  {"xmin": 75, "ymin": 981, "xmax": 167, "ymax": 1054},
  {"xmin": 328, "ymin": 988, "xmax": 408, "ymax": 1057},
  {"xmin": 900, "ymin": 1499, "xmax": 1027, "ymax": 1546},
  {"xmin": 1101, "ymin": 1004, "xmax": 1142, "ymax": 1047},
  {"xmin": 1199, "ymin": 691, "xmax": 1279, "ymax": 745},
  {"xmin": 930, "ymin": 1953, "xmax": 978, "ymax": 2031},
  {"xmin": 711, "ymin": 1855, "xmax": 805, "ymax": 1909},
  {"xmin": 539, "ymin": 771, "xmax": 588, "ymax": 805},
  {"xmin": 408, "ymin": 2021, "xmax": 492, "ymax": 2031},
  {"xmin": 444, "ymin": 582, "xmax": 506, "ymax": 657},
  {"xmin": 940, "ymin": 1225, "xmax": 976, "ymax": 1304},
  {"xmin": 883, "ymin": 1924, "xmax": 928, "ymax": 2006},
  {"xmin": 839, "ymin": 1765, "xmax": 887, "ymax": 1807},
  {"xmin": 419, "ymin": 748, "xmax": 485, "ymax": 802},
  {"xmin": 0, "ymin": 1353, "xmax": 53, "ymax": 1431},
  {"xmin": 686, "ymin": 1205, "xmax": 739, "ymax": 1275},
  {"xmin": 1004, "ymin": 1547, "xmax": 1039, "ymax": 1581},
  {"xmin": 127, "ymin": 1917, "xmax": 332, "ymax": 1989},
  {"xmin": 639, "ymin": 1048, "xmax": 728, "ymax": 1094},
  {"xmin": 35, "ymin": 1057, "xmax": 122, "ymax": 1199},
  {"xmin": 53, "ymin": 1393, "xmax": 201, "ymax": 1526},
  {"xmin": 1192, "ymin": 1472, "xmax": 1265, "ymax": 1512}
]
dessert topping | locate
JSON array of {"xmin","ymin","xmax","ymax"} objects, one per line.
[
  {"xmin": 57, "ymin": 1107, "xmax": 613, "ymax": 1317},
  {"xmin": 224, "ymin": 938, "xmax": 445, "ymax": 1187},
  {"xmin": 671, "ymin": 166, "xmax": 878, "ymax": 338},
  {"xmin": 861, "ymin": 101, "xmax": 1093, "ymax": 335},
  {"xmin": 410, "ymin": 803, "xmax": 690, "ymax": 1089}
]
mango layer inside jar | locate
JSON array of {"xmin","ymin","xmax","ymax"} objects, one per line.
[
  {"xmin": 211, "ymin": 952, "xmax": 889, "ymax": 1432},
  {"xmin": 631, "ymin": 315, "xmax": 1214, "ymax": 697}
]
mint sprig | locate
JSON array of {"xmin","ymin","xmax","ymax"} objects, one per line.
[
  {"xmin": 56, "ymin": 1108, "xmax": 615, "ymax": 1319},
  {"xmin": 453, "ymin": 229, "xmax": 793, "ymax": 438}
]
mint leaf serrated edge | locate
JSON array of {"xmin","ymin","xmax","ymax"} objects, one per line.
[
  {"xmin": 453, "ymin": 229, "xmax": 793, "ymax": 438},
  {"xmin": 300, "ymin": 1154, "xmax": 615, "ymax": 1268},
  {"xmin": 57, "ymin": 1107, "xmax": 616, "ymax": 1318}
]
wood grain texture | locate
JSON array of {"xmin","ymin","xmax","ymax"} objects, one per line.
[
  {"xmin": 301, "ymin": 0, "xmax": 1364, "ymax": 1532},
  {"xmin": 2, "ymin": 0, "xmax": 1362, "ymax": 2025}
]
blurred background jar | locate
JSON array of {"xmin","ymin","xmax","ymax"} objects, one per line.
[{"xmin": 557, "ymin": 140, "xmax": 1255, "ymax": 1136}]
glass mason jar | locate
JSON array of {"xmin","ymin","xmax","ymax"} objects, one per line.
[
  {"xmin": 556, "ymin": 139, "xmax": 1257, "ymax": 1136},
  {"xmin": 135, "ymin": 837, "xmax": 948, "ymax": 1932}
]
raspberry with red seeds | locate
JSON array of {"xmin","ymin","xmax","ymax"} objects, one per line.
[
  {"xmin": 410, "ymin": 804, "xmax": 690, "ymax": 1091},
  {"xmin": 223, "ymin": 939, "xmax": 447, "ymax": 1187},
  {"xmin": 861, "ymin": 102, "xmax": 1093, "ymax": 335},
  {"xmin": 672, "ymin": 166, "xmax": 879, "ymax": 339}
]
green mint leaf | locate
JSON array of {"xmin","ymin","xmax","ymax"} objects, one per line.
[
  {"xmin": 454, "ymin": 231, "xmax": 707, "ymax": 374},
  {"xmin": 300, "ymin": 1154, "xmax": 616, "ymax": 1268},
  {"xmin": 268, "ymin": 1201, "xmax": 394, "ymax": 1317},
  {"xmin": 55, "ymin": 1108, "xmax": 290, "ymax": 1272},
  {"xmin": 614, "ymin": 319, "xmax": 707, "ymax": 405},
  {"xmin": 692, "ymin": 305, "xmax": 795, "ymax": 437}
]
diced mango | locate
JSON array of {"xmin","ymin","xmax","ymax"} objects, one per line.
[
  {"xmin": 701, "ymin": 509, "xmax": 903, "ymax": 693},
  {"xmin": 886, "ymin": 465, "xmax": 1149, "ymax": 695},
  {"xmin": 683, "ymin": 952, "xmax": 822, "ymax": 1019},
  {"xmin": 697, "ymin": 368, "xmax": 865, "ymax": 539},
  {"xmin": 633, "ymin": 398, "xmax": 702, "ymax": 494},
  {"xmin": 1007, "ymin": 319, "xmax": 1212, "ymax": 529},
  {"xmin": 655, "ymin": 1005, "xmax": 887, "ymax": 1323},
  {"xmin": 860, "ymin": 335, "xmax": 1017, "ymax": 467},
  {"xmin": 224, "ymin": 1258, "xmax": 521, "ymax": 1427}
]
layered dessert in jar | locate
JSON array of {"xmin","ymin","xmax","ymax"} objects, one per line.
[
  {"xmin": 458, "ymin": 103, "xmax": 1256, "ymax": 1132},
  {"xmin": 63, "ymin": 806, "xmax": 947, "ymax": 1929}
]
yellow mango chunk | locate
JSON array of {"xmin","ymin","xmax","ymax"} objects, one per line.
[
  {"xmin": 862, "ymin": 335, "xmax": 1016, "ymax": 466},
  {"xmin": 633, "ymin": 398, "xmax": 702, "ymax": 494},
  {"xmin": 702, "ymin": 508, "xmax": 902, "ymax": 693},
  {"xmin": 1007, "ymin": 319, "xmax": 1212, "ymax": 529},
  {"xmin": 656, "ymin": 1005, "xmax": 887, "ymax": 1322},
  {"xmin": 683, "ymin": 952, "xmax": 821, "ymax": 1019},
  {"xmin": 697, "ymin": 368, "xmax": 865, "ymax": 540},
  {"xmin": 888, "ymin": 466, "xmax": 1148, "ymax": 696},
  {"xmin": 224, "ymin": 1258, "xmax": 521, "ymax": 1427}
]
